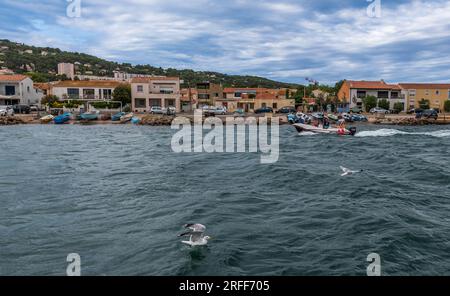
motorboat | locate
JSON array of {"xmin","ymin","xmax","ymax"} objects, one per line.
[
  {"xmin": 54, "ymin": 113, "xmax": 72, "ymax": 124},
  {"xmin": 111, "ymin": 112, "xmax": 126, "ymax": 122},
  {"xmin": 40, "ymin": 114, "xmax": 54, "ymax": 123},
  {"xmin": 131, "ymin": 116, "xmax": 141, "ymax": 124},
  {"xmin": 293, "ymin": 123, "xmax": 357, "ymax": 136},
  {"xmin": 80, "ymin": 110, "xmax": 99, "ymax": 121},
  {"xmin": 120, "ymin": 113, "xmax": 133, "ymax": 123}
]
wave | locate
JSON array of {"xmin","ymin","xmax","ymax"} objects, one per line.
[
  {"xmin": 356, "ymin": 129, "xmax": 450, "ymax": 138},
  {"xmin": 298, "ymin": 132, "xmax": 317, "ymax": 136}
]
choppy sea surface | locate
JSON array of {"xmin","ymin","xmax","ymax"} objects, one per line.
[{"xmin": 0, "ymin": 124, "xmax": 450, "ymax": 276}]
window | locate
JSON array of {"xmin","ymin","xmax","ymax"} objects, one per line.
[
  {"xmin": 425, "ymin": 90, "xmax": 430, "ymax": 96},
  {"xmin": 409, "ymin": 90, "xmax": 416, "ymax": 96},
  {"xmin": 273, "ymin": 103, "xmax": 277, "ymax": 109},
  {"xmin": 103, "ymin": 89, "xmax": 112, "ymax": 100},
  {"xmin": 27, "ymin": 86, "xmax": 30, "ymax": 93},
  {"xmin": 436, "ymin": 90, "xmax": 440, "ymax": 95},
  {"xmin": 83, "ymin": 89, "xmax": 95, "ymax": 99},
  {"xmin": 149, "ymin": 99, "xmax": 161, "ymax": 107},
  {"xmin": 198, "ymin": 94, "xmax": 210, "ymax": 100},
  {"xmin": 160, "ymin": 87, "xmax": 174, "ymax": 94},
  {"xmin": 67, "ymin": 88, "xmax": 80, "ymax": 98},
  {"xmin": 5, "ymin": 85, "xmax": 15, "ymax": 96},
  {"xmin": 377, "ymin": 91, "xmax": 389, "ymax": 98},
  {"xmin": 391, "ymin": 92, "xmax": 399, "ymax": 98},
  {"xmin": 135, "ymin": 98, "xmax": 146, "ymax": 108},
  {"xmin": 137, "ymin": 85, "xmax": 144, "ymax": 92},
  {"xmin": 356, "ymin": 91, "xmax": 366, "ymax": 98},
  {"xmin": 448, "ymin": 90, "xmax": 450, "ymax": 99}
]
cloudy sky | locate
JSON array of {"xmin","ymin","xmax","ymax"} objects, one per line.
[{"xmin": 1, "ymin": 0, "xmax": 450, "ymax": 84}]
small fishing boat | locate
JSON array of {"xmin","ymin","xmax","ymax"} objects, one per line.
[
  {"xmin": 40, "ymin": 114, "xmax": 54, "ymax": 123},
  {"xmin": 80, "ymin": 110, "xmax": 99, "ymax": 121},
  {"xmin": 131, "ymin": 116, "xmax": 141, "ymax": 124},
  {"xmin": 293, "ymin": 123, "xmax": 357, "ymax": 136},
  {"xmin": 120, "ymin": 113, "xmax": 133, "ymax": 123},
  {"xmin": 327, "ymin": 114, "xmax": 339, "ymax": 122},
  {"xmin": 54, "ymin": 113, "xmax": 72, "ymax": 124},
  {"xmin": 111, "ymin": 112, "xmax": 126, "ymax": 122}
]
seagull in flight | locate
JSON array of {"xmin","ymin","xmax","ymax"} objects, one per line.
[
  {"xmin": 178, "ymin": 224, "xmax": 211, "ymax": 247},
  {"xmin": 340, "ymin": 166, "xmax": 363, "ymax": 176}
]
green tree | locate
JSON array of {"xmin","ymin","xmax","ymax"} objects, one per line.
[
  {"xmin": 41, "ymin": 95, "xmax": 59, "ymax": 106},
  {"xmin": 378, "ymin": 99, "xmax": 390, "ymax": 110},
  {"xmin": 419, "ymin": 99, "xmax": 430, "ymax": 109},
  {"xmin": 393, "ymin": 102, "xmax": 404, "ymax": 114},
  {"xmin": 112, "ymin": 84, "xmax": 132, "ymax": 105},
  {"xmin": 444, "ymin": 100, "xmax": 450, "ymax": 113},
  {"xmin": 362, "ymin": 95, "xmax": 377, "ymax": 112}
]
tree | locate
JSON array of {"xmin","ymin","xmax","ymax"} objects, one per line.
[
  {"xmin": 41, "ymin": 95, "xmax": 59, "ymax": 106},
  {"xmin": 444, "ymin": 100, "xmax": 450, "ymax": 113},
  {"xmin": 419, "ymin": 99, "xmax": 430, "ymax": 110},
  {"xmin": 393, "ymin": 102, "xmax": 404, "ymax": 114},
  {"xmin": 378, "ymin": 99, "xmax": 390, "ymax": 110},
  {"xmin": 362, "ymin": 95, "xmax": 377, "ymax": 112},
  {"xmin": 112, "ymin": 84, "xmax": 131, "ymax": 105}
]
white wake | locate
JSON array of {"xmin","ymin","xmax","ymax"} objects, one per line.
[{"xmin": 356, "ymin": 129, "xmax": 450, "ymax": 138}]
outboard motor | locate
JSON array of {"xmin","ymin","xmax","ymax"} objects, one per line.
[{"xmin": 349, "ymin": 127, "xmax": 357, "ymax": 136}]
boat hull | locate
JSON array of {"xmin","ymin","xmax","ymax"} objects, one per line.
[
  {"xmin": 293, "ymin": 123, "xmax": 356, "ymax": 136},
  {"xmin": 54, "ymin": 114, "xmax": 71, "ymax": 124},
  {"xmin": 80, "ymin": 112, "xmax": 99, "ymax": 121}
]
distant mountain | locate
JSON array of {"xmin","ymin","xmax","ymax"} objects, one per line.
[{"xmin": 0, "ymin": 39, "xmax": 301, "ymax": 89}]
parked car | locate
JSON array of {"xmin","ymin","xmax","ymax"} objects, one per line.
[
  {"xmin": 370, "ymin": 107, "xmax": 389, "ymax": 114},
  {"xmin": 213, "ymin": 107, "xmax": 227, "ymax": 115},
  {"xmin": 0, "ymin": 106, "xmax": 14, "ymax": 116},
  {"xmin": 233, "ymin": 108, "xmax": 245, "ymax": 117},
  {"xmin": 417, "ymin": 109, "xmax": 438, "ymax": 120},
  {"xmin": 342, "ymin": 113, "xmax": 353, "ymax": 122},
  {"xmin": 350, "ymin": 106, "xmax": 363, "ymax": 114},
  {"xmin": 254, "ymin": 107, "xmax": 273, "ymax": 114},
  {"xmin": 276, "ymin": 106, "xmax": 296, "ymax": 114},
  {"xmin": 13, "ymin": 104, "xmax": 31, "ymax": 114},
  {"xmin": 351, "ymin": 114, "xmax": 368, "ymax": 122},
  {"xmin": 30, "ymin": 105, "xmax": 40, "ymax": 112},
  {"xmin": 150, "ymin": 106, "xmax": 165, "ymax": 114}
]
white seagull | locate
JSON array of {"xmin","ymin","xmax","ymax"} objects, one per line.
[
  {"xmin": 340, "ymin": 166, "xmax": 363, "ymax": 177},
  {"xmin": 178, "ymin": 224, "xmax": 211, "ymax": 247}
]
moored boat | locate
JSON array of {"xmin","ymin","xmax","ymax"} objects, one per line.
[
  {"xmin": 131, "ymin": 116, "xmax": 141, "ymax": 124},
  {"xmin": 120, "ymin": 113, "xmax": 133, "ymax": 123},
  {"xmin": 111, "ymin": 112, "xmax": 126, "ymax": 122},
  {"xmin": 80, "ymin": 110, "xmax": 99, "ymax": 121},
  {"xmin": 40, "ymin": 114, "xmax": 54, "ymax": 123},
  {"xmin": 54, "ymin": 113, "xmax": 72, "ymax": 124},
  {"xmin": 293, "ymin": 123, "xmax": 357, "ymax": 136}
]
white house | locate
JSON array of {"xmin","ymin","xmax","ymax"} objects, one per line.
[
  {"xmin": 51, "ymin": 80, "xmax": 124, "ymax": 101},
  {"xmin": 0, "ymin": 74, "xmax": 42, "ymax": 106}
]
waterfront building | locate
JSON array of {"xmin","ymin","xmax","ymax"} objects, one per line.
[
  {"xmin": 181, "ymin": 88, "xmax": 197, "ymax": 112},
  {"xmin": 51, "ymin": 80, "xmax": 124, "ymax": 101},
  {"xmin": 195, "ymin": 82, "xmax": 224, "ymax": 107},
  {"xmin": 398, "ymin": 83, "xmax": 450, "ymax": 111},
  {"xmin": 338, "ymin": 80, "xmax": 404, "ymax": 110},
  {"xmin": 0, "ymin": 74, "xmax": 42, "ymax": 106},
  {"xmin": 57, "ymin": 63, "xmax": 75, "ymax": 80},
  {"xmin": 221, "ymin": 88, "xmax": 294, "ymax": 112},
  {"xmin": 131, "ymin": 77, "xmax": 181, "ymax": 113}
]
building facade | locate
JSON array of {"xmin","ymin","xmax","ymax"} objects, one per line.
[
  {"xmin": 0, "ymin": 74, "xmax": 42, "ymax": 106},
  {"xmin": 399, "ymin": 83, "xmax": 450, "ymax": 111},
  {"xmin": 57, "ymin": 63, "xmax": 75, "ymax": 80},
  {"xmin": 51, "ymin": 80, "xmax": 123, "ymax": 101},
  {"xmin": 131, "ymin": 77, "xmax": 181, "ymax": 112},
  {"xmin": 221, "ymin": 88, "xmax": 294, "ymax": 112},
  {"xmin": 196, "ymin": 82, "xmax": 223, "ymax": 107},
  {"xmin": 338, "ymin": 80, "xmax": 404, "ymax": 110}
]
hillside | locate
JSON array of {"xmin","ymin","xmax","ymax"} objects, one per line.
[{"xmin": 0, "ymin": 39, "xmax": 301, "ymax": 89}]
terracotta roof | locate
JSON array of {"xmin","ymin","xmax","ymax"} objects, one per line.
[
  {"xmin": 131, "ymin": 77, "xmax": 180, "ymax": 83},
  {"xmin": 52, "ymin": 80, "xmax": 125, "ymax": 88},
  {"xmin": 398, "ymin": 83, "xmax": 450, "ymax": 89},
  {"xmin": 33, "ymin": 82, "xmax": 52, "ymax": 90},
  {"xmin": 0, "ymin": 74, "xmax": 28, "ymax": 82},
  {"xmin": 347, "ymin": 80, "xmax": 397, "ymax": 90},
  {"xmin": 223, "ymin": 88, "xmax": 259, "ymax": 93}
]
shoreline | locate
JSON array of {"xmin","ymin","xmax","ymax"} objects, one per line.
[{"xmin": 2, "ymin": 113, "xmax": 450, "ymax": 126}]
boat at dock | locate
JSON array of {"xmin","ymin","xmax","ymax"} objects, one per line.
[
  {"xmin": 131, "ymin": 116, "xmax": 141, "ymax": 124},
  {"xmin": 111, "ymin": 112, "xmax": 126, "ymax": 122},
  {"xmin": 293, "ymin": 123, "xmax": 357, "ymax": 136},
  {"xmin": 54, "ymin": 113, "xmax": 72, "ymax": 124},
  {"xmin": 120, "ymin": 113, "xmax": 133, "ymax": 123},
  {"xmin": 40, "ymin": 114, "xmax": 54, "ymax": 123},
  {"xmin": 80, "ymin": 110, "xmax": 99, "ymax": 121}
]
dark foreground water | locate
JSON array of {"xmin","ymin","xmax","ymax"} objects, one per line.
[{"xmin": 0, "ymin": 124, "xmax": 450, "ymax": 276}]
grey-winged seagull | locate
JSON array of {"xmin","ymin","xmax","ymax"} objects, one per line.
[{"xmin": 178, "ymin": 224, "xmax": 211, "ymax": 247}]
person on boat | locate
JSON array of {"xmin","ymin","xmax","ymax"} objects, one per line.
[
  {"xmin": 323, "ymin": 113, "xmax": 330, "ymax": 129},
  {"xmin": 337, "ymin": 117, "xmax": 346, "ymax": 135}
]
